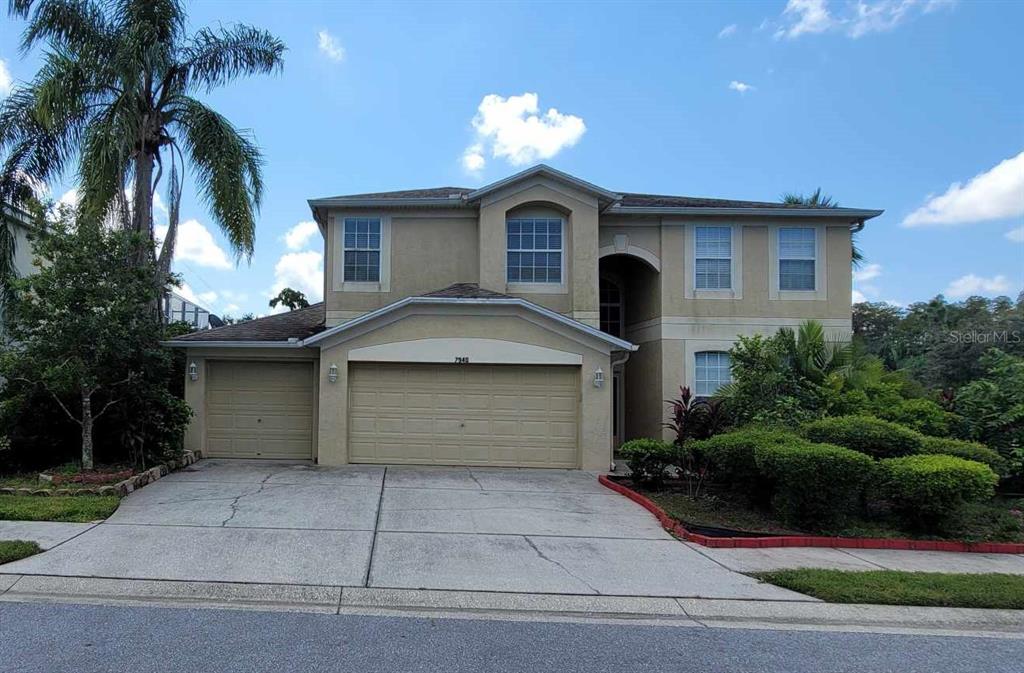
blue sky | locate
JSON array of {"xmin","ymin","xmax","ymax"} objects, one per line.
[{"xmin": 1, "ymin": 0, "xmax": 1022, "ymax": 317}]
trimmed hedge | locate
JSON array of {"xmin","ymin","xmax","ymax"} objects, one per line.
[
  {"xmin": 872, "ymin": 398, "xmax": 960, "ymax": 438},
  {"xmin": 755, "ymin": 440, "xmax": 875, "ymax": 529},
  {"xmin": 916, "ymin": 436, "xmax": 1007, "ymax": 476},
  {"xmin": 879, "ymin": 454, "xmax": 998, "ymax": 528},
  {"xmin": 620, "ymin": 438, "xmax": 676, "ymax": 488},
  {"xmin": 800, "ymin": 415, "xmax": 922, "ymax": 458},
  {"xmin": 692, "ymin": 428, "xmax": 796, "ymax": 502}
]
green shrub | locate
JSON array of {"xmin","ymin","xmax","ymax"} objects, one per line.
[
  {"xmin": 917, "ymin": 436, "xmax": 1007, "ymax": 476},
  {"xmin": 879, "ymin": 455, "xmax": 998, "ymax": 529},
  {"xmin": 620, "ymin": 438, "xmax": 676, "ymax": 488},
  {"xmin": 755, "ymin": 440, "xmax": 875, "ymax": 530},
  {"xmin": 693, "ymin": 428, "xmax": 796, "ymax": 499},
  {"xmin": 872, "ymin": 398, "xmax": 959, "ymax": 438},
  {"xmin": 800, "ymin": 415, "xmax": 923, "ymax": 458}
]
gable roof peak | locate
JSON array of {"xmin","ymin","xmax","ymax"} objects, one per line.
[{"xmin": 465, "ymin": 164, "xmax": 621, "ymax": 205}]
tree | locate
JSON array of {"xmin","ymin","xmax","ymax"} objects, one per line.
[
  {"xmin": 0, "ymin": 212, "xmax": 171, "ymax": 469},
  {"xmin": 782, "ymin": 188, "xmax": 864, "ymax": 268},
  {"xmin": 0, "ymin": 0, "xmax": 285, "ymax": 284},
  {"xmin": 269, "ymin": 287, "xmax": 310, "ymax": 311}
]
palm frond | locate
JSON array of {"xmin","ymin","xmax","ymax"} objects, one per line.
[
  {"xmin": 77, "ymin": 107, "xmax": 133, "ymax": 226},
  {"xmin": 180, "ymin": 25, "xmax": 285, "ymax": 93},
  {"xmin": 173, "ymin": 97, "xmax": 262, "ymax": 260},
  {"xmin": 19, "ymin": 0, "xmax": 114, "ymax": 55}
]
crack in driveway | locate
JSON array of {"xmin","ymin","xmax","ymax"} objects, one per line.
[
  {"xmin": 522, "ymin": 536, "xmax": 601, "ymax": 595},
  {"xmin": 219, "ymin": 467, "xmax": 289, "ymax": 527}
]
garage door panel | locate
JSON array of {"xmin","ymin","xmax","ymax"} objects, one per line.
[
  {"xmin": 348, "ymin": 363, "xmax": 579, "ymax": 468},
  {"xmin": 205, "ymin": 361, "xmax": 314, "ymax": 460}
]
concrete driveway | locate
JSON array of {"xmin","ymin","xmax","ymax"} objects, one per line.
[{"xmin": 2, "ymin": 460, "xmax": 795, "ymax": 599}]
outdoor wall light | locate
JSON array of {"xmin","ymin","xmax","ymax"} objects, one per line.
[
  {"xmin": 593, "ymin": 367, "xmax": 604, "ymax": 388},
  {"xmin": 328, "ymin": 363, "xmax": 339, "ymax": 383},
  {"xmin": 188, "ymin": 362, "xmax": 199, "ymax": 381}
]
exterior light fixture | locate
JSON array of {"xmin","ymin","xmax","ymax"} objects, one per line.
[
  {"xmin": 593, "ymin": 367, "xmax": 605, "ymax": 388},
  {"xmin": 328, "ymin": 363, "xmax": 339, "ymax": 383},
  {"xmin": 188, "ymin": 362, "xmax": 199, "ymax": 381}
]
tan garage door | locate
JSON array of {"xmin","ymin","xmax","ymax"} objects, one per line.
[
  {"xmin": 348, "ymin": 363, "xmax": 579, "ymax": 467},
  {"xmin": 206, "ymin": 361, "xmax": 314, "ymax": 459}
]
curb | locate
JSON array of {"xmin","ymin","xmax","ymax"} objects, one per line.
[{"xmin": 598, "ymin": 475, "xmax": 1024, "ymax": 554}]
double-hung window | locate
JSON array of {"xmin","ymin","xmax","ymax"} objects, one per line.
[
  {"xmin": 507, "ymin": 218, "xmax": 562, "ymax": 284},
  {"xmin": 695, "ymin": 351, "xmax": 731, "ymax": 396},
  {"xmin": 343, "ymin": 217, "xmax": 381, "ymax": 283},
  {"xmin": 778, "ymin": 227, "xmax": 816, "ymax": 291},
  {"xmin": 695, "ymin": 226, "xmax": 732, "ymax": 290}
]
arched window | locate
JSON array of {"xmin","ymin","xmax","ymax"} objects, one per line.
[
  {"xmin": 599, "ymin": 278, "xmax": 623, "ymax": 338},
  {"xmin": 695, "ymin": 351, "xmax": 731, "ymax": 396}
]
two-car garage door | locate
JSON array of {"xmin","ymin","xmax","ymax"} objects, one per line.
[{"xmin": 348, "ymin": 363, "xmax": 580, "ymax": 468}]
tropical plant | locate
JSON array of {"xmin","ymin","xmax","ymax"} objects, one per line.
[
  {"xmin": 269, "ymin": 287, "xmax": 310, "ymax": 311},
  {"xmin": 955, "ymin": 349, "xmax": 1024, "ymax": 458},
  {"xmin": 0, "ymin": 0, "xmax": 285, "ymax": 289},
  {"xmin": 782, "ymin": 188, "xmax": 863, "ymax": 267}
]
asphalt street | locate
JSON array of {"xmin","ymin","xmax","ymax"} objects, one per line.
[{"xmin": 0, "ymin": 601, "xmax": 1020, "ymax": 673}]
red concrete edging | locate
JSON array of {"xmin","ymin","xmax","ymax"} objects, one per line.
[{"xmin": 598, "ymin": 474, "xmax": 1024, "ymax": 554}]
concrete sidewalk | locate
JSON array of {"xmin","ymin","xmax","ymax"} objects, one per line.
[{"xmin": 1, "ymin": 574, "xmax": 1021, "ymax": 638}]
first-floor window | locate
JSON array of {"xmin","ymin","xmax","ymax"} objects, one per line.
[
  {"xmin": 343, "ymin": 217, "xmax": 381, "ymax": 282},
  {"xmin": 778, "ymin": 227, "xmax": 816, "ymax": 291},
  {"xmin": 695, "ymin": 351, "xmax": 731, "ymax": 396}
]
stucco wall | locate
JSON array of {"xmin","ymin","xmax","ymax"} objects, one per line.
[{"xmin": 316, "ymin": 306, "xmax": 613, "ymax": 470}]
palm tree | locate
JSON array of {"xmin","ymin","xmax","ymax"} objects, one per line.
[
  {"xmin": 0, "ymin": 0, "xmax": 285, "ymax": 280},
  {"xmin": 782, "ymin": 188, "xmax": 865, "ymax": 268}
]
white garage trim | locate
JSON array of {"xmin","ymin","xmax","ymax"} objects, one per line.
[{"xmin": 348, "ymin": 338, "xmax": 583, "ymax": 365}]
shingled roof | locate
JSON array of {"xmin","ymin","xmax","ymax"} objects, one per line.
[
  {"xmin": 419, "ymin": 283, "xmax": 513, "ymax": 299},
  {"xmin": 171, "ymin": 303, "xmax": 326, "ymax": 343}
]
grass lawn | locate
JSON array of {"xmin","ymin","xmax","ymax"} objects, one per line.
[
  {"xmin": 0, "ymin": 495, "xmax": 120, "ymax": 522},
  {"xmin": 754, "ymin": 569, "xmax": 1024, "ymax": 610},
  {"xmin": 0, "ymin": 540, "xmax": 43, "ymax": 564}
]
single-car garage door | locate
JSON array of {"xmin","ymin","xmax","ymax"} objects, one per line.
[
  {"xmin": 206, "ymin": 361, "xmax": 315, "ymax": 459},
  {"xmin": 348, "ymin": 363, "xmax": 579, "ymax": 467}
]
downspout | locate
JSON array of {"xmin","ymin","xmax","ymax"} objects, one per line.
[{"xmin": 608, "ymin": 349, "xmax": 633, "ymax": 472}]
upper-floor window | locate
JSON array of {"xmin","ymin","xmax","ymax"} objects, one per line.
[
  {"xmin": 599, "ymin": 278, "xmax": 623, "ymax": 338},
  {"xmin": 695, "ymin": 351, "xmax": 731, "ymax": 396},
  {"xmin": 778, "ymin": 227, "xmax": 816, "ymax": 291},
  {"xmin": 507, "ymin": 218, "xmax": 563, "ymax": 284},
  {"xmin": 343, "ymin": 217, "xmax": 381, "ymax": 283},
  {"xmin": 695, "ymin": 226, "xmax": 732, "ymax": 290}
]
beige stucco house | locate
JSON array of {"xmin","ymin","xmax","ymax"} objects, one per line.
[{"xmin": 168, "ymin": 165, "xmax": 881, "ymax": 470}]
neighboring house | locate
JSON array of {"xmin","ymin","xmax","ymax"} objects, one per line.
[
  {"xmin": 1, "ymin": 203, "xmax": 38, "ymax": 332},
  {"xmin": 164, "ymin": 291, "xmax": 214, "ymax": 330},
  {"xmin": 167, "ymin": 165, "xmax": 881, "ymax": 470}
]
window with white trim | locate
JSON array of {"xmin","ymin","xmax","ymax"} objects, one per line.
[
  {"xmin": 343, "ymin": 217, "xmax": 381, "ymax": 282},
  {"xmin": 507, "ymin": 218, "xmax": 563, "ymax": 283},
  {"xmin": 778, "ymin": 227, "xmax": 816, "ymax": 291},
  {"xmin": 695, "ymin": 351, "xmax": 731, "ymax": 396},
  {"xmin": 695, "ymin": 226, "xmax": 732, "ymax": 290}
]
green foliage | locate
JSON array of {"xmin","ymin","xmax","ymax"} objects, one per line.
[
  {"xmin": 692, "ymin": 428, "xmax": 796, "ymax": 502},
  {"xmin": 0, "ymin": 539, "xmax": 42, "ymax": 564},
  {"xmin": 917, "ymin": 436, "xmax": 1007, "ymax": 476},
  {"xmin": 955, "ymin": 349, "xmax": 1024, "ymax": 457},
  {"xmin": 871, "ymin": 397, "xmax": 961, "ymax": 438},
  {"xmin": 0, "ymin": 495, "xmax": 121, "ymax": 522},
  {"xmin": 0, "ymin": 217, "xmax": 190, "ymax": 471},
  {"xmin": 754, "ymin": 440, "xmax": 874, "ymax": 529},
  {"xmin": 619, "ymin": 438, "xmax": 676, "ymax": 489},
  {"xmin": 800, "ymin": 415, "xmax": 923, "ymax": 458},
  {"xmin": 269, "ymin": 287, "xmax": 310, "ymax": 311},
  {"xmin": 879, "ymin": 455, "xmax": 998, "ymax": 529}
]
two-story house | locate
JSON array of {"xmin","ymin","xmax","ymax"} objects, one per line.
[{"xmin": 168, "ymin": 165, "xmax": 881, "ymax": 470}]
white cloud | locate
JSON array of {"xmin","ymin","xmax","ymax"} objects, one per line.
[
  {"xmin": 852, "ymin": 289, "xmax": 868, "ymax": 303},
  {"xmin": 317, "ymin": 30, "xmax": 345, "ymax": 62},
  {"xmin": 283, "ymin": 220, "xmax": 320, "ymax": 251},
  {"xmin": 775, "ymin": 0, "xmax": 952, "ymax": 40},
  {"xmin": 462, "ymin": 93, "xmax": 586, "ymax": 172},
  {"xmin": 718, "ymin": 24, "xmax": 738, "ymax": 38},
  {"xmin": 728, "ymin": 80, "xmax": 754, "ymax": 94},
  {"xmin": 57, "ymin": 187, "xmax": 80, "ymax": 210},
  {"xmin": 853, "ymin": 263, "xmax": 883, "ymax": 282},
  {"xmin": 944, "ymin": 274, "xmax": 1012, "ymax": 299},
  {"xmin": 1005, "ymin": 226, "xmax": 1024, "ymax": 243},
  {"xmin": 270, "ymin": 250, "xmax": 324, "ymax": 302},
  {"xmin": 0, "ymin": 59, "xmax": 11, "ymax": 96},
  {"xmin": 902, "ymin": 151, "xmax": 1024, "ymax": 227},
  {"xmin": 155, "ymin": 219, "xmax": 233, "ymax": 269},
  {"xmin": 176, "ymin": 282, "xmax": 218, "ymax": 309}
]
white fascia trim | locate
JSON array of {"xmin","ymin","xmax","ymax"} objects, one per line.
[
  {"xmin": 466, "ymin": 164, "xmax": 621, "ymax": 204},
  {"xmin": 160, "ymin": 340, "xmax": 305, "ymax": 348},
  {"xmin": 608, "ymin": 205, "xmax": 884, "ymax": 220},
  {"xmin": 307, "ymin": 197, "xmax": 470, "ymax": 209},
  {"xmin": 302, "ymin": 296, "xmax": 638, "ymax": 351}
]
